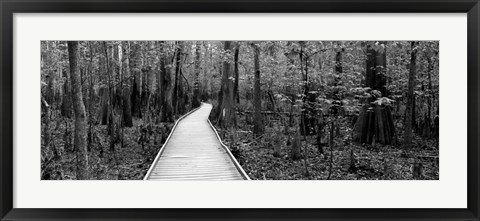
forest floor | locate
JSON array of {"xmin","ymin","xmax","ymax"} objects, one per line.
[
  {"xmin": 42, "ymin": 108, "xmax": 439, "ymax": 180},
  {"xmin": 217, "ymin": 116, "xmax": 439, "ymax": 180},
  {"xmin": 41, "ymin": 115, "xmax": 173, "ymax": 180}
]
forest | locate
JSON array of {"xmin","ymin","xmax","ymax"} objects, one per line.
[{"xmin": 41, "ymin": 40, "xmax": 439, "ymax": 180}]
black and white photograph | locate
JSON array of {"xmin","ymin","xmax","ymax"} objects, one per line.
[{"xmin": 41, "ymin": 41, "xmax": 439, "ymax": 180}]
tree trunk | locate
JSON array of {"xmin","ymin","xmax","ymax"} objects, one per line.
[
  {"xmin": 299, "ymin": 41, "xmax": 316, "ymax": 136},
  {"xmin": 330, "ymin": 44, "xmax": 344, "ymax": 113},
  {"xmin": 123, "ymin": 87, "xmax": 133, "ymax": 127},
  {"xmin": 327, "ymin": 121, "xmax": 334, "ymax": 180},
  {"xmin": 97, "ymin": 86, "xmax": 110, "ymax": 125},
  {"xmin": 158, "ymin": 41, "xmax": 173, "ymax": 122},
  {"xmin": 45, "ymin": 42, "xmax": 58, "ymax": 105},
  {"xmin": 234, "ymin": 43, "xmax": 240, "ymax": 104},
  {"xmin": 290, "ymin": 129, "xmax": 302, "ymax": 160},
  {"xmin": 192, "ymin": 41, "xmax": 202, "ymax": 108},
  {"xmin": 141, "ymin": 65, "xmax": 152, "ymax": 114},
  {"xmin": 46, "ymin": 71, "xmax": 55, "ymax": 105},
  {"xmin": 42, "ymin": 97, "xmax": 59, "ymax": 159},
  {"xmin": 159, "ymin": 41, "xmax": 173, "ymax": 122},
  {"xmin": 217, "ymin": 41, "xmax": 235, "ymax": 128},
  {"xmin": 335, "ymin": 47, "xmax": 343, "ymax": 74},
  {"xmin": 316, "ymin": 112, "xmax": 324, "ymax": 154},
  {"xmin": 215, "ymin": 60, "xmax": 224, "ymax": 123},
  {"xmin": 178, "ymin": 66, "xmax": 187, "ymax": 115},
  {"xmin": 103, "ymin": 41, "xmax": 116, "ymax": 152},
  {"xmin": 252, "ymin": 42, "xmax": 264, "ymax": 135},
  {"xmin": 355, "ymin": 41, "xmax": 395, "ymax": 145},
  {"xmin": 67, "ymin": 41, "xmax": 89, "ymax": 180},
  {"xmin": 423, "ymin": 50, "xmax": 435, "ymax": 138},
  {"xmin": 130, "ymin": 42, "xmax": 142, "ymax": 118},
  {"xmin": 405, "ymin": 41, "xmax": 417, "ymax": 148},
  {"xmin": 173, "ymin": 41, "xmax": 185, "ymax": 117},
  {"xmin": 141, "ymin": 42, "xmax": 153, "ymax": 113},
  {"xmin": 60, "ymin": 76, "xmax": 73, "ymax": 118},
  {"xmin": 123, "ymin": 41, "xmax": 133, "ymax": 127}
]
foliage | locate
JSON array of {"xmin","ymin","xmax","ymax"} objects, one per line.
[{"xmin": 41, "ymin": 40, "xmax": 439, "ymax": 180}]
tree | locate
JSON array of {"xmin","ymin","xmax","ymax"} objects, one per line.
[
  {"xmin": 405, "ymin": 41, "xmax": 417, "ymax": 148},
  {"xmin": 234, "ymin": 43, "xmax": 241, "ymax": 104},
  {"xmin": 421, "ymin": 41, "xmax": 439, "ymax": 138},
  {"xmin": 44, "ymin": 42, "xmax": 56, "ymax": 104},
  {"xmin": 60, "ymin": 70, "xmax": 73, "ymax": 118},
  {"xmin": 141, "ymin": 42, "xmax": 154, "ymax": 112},
  {"xmin": 216, "ymin": 41, "xmax": 236, "ymax": 128},
  {"xmin": 192, "ymin": 41, "xmax": 202, "ymax": 108},
  {"xmin": 355, "ymin": 41, "xmax": 395, "ymax": 145},
  {"xmin": 158, "ymin": 41, "xmax": 173, "ymax": 122},
  {"xmin": 67, "ymin": 41, "xmax": 89, "ymax": 179},
  {"xmin": 130, "ymin": 41, "xmax": 142, "ymax": 118},
  {"xmin": 252, "ymin": 42, "xmax": 264, "ymax": 135},
  {"xmin": 299, "ymin": 41, "xmax": 317, "ymax": 136},
  {"xmin": 122, "ymin": 41, "xmax": 133, "ymax": 127},
  {"xmin": 101, "ymin": 42, "xmax": 114, "ymax": 151},
  {"xmin": 173, "ymin": 41, "xmax": 186, "ymax": 117}
]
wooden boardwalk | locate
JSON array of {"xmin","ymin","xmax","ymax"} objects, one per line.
[{"xmin": 144, "ymin": 103, "xmax": 250, "ymax": 181}]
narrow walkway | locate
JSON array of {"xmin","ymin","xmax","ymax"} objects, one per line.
[{"xmin": 144, "ymin": 103, "xmax": 249, "ymax": 180}]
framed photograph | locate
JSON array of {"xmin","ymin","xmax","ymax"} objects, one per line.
[{"xmin": 1, "ymin": 0, "xmax": 479, "ymax": 220}]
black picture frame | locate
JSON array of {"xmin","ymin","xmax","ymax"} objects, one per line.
[{"xmin": 1, "ymin": 0, "xmax": 479, "ymax": 220}]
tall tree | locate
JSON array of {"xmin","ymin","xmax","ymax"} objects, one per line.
[
  {"xmin": 355, "ymin": 41, "xmax": 395, "ymax": 145},
  {"xmin": 102, "ymin": 41, "xmax": 117, "ymax": 152},
  {"xmin": 216, "ymin": 41, "xmax": 236, "ymax": 128},
  {"xmin": 130, "ymin": 41, "xmax": 142, "ymax": 118},
  {"xmin": 422, "ymin": 42, "xmax": 438, "ymax": 138},
  {"xmin": 234, "ymin": 43, "xmax": 241, "ymax": 104},
  {"xmin": 405, "ymin": 41, "xmax": 417, "ymax": 148},
  {"xmin": 67, "ymin": 41, "xmax": 89, "ymax": 179},
  {"xmin": 332, "ymin": 43, "xmax": 344, "ymax": 110},
  {"xmin": 141, "ymin": 42, "xmax": 154, "ymax": 113},
  {"xmin": 335, "ymin": 46, "xmax": 343, "ymax": 75},
  {"xmin": 192, "ymin": 41, "xmax": 202, "ymax": 108},
  {"xmin": 60, "ymin": 69, "xmax": 73, "ymax": 118},
  {"xmin": 366, "ymin": 42, "xmax": 388, "ymax": 96},
  {"xmin": 41, "ymin": 42, "xmax": 59, "ymax": 158},
  {"xmin": 173, "ymin": 41, "xmax": 185, "ymax": 117},
  {"xmin": 252, "ymin": 42, "xmax": 264, "ymax": 135},
  {"xmin": 298, "ymin": 41, "xmax": 316, "ymax": 136},
  {"xmin": 97, "ymin": 43, "xmax": 110, "ymax": 125},
  {"xmin": 122, "ymin": 41, "xmax": 133, "ymax": 127},
  {"xmin": 45, "ymin": 41, "xmax": 56, "ymax": 104},
  {"xmin": 158, "ymin": 41, "xmax": 173, "ymax": 122}
]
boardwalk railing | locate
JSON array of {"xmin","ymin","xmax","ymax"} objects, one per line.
[
  {"xmin": 207, "ymin": 119, "xmax": 250, "ymax": 180},
  {"xmin": 144, "ymin": 103, "xmax": 250, "ymax": 180}
]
